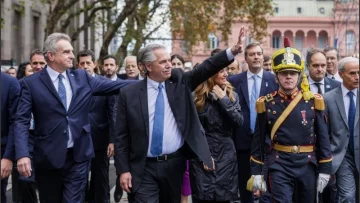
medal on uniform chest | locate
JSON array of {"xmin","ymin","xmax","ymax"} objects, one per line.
[{"xmin": 301, "ymin": 110, "xmax": 307, "ymax": 125}]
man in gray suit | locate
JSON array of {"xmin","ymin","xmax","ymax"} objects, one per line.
[{"xmin": 324, "ymin": 57, "xmax": 359, "ymax": 202}]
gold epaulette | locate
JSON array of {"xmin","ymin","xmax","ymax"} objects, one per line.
[
  {"xmin": 256, "ymin": 96, "xmax": 266, "ymax": 113},
  {"xmin": 313, "ymin": 93, "xmax": 325, "ymax": 111}
]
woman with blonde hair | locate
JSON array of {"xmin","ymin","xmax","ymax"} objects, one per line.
[{"xmin": 191, "ymin": 68, "xmax": 243, "ymax": 203}]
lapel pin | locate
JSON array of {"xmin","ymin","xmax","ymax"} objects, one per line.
[
  {"xmin": 265, "ymin": 82, "xmax": 268, "ymax": 87},
  {"xmin": 71, "ymin": 74, "xmax": 74, "ymax": 76},
  {"xmin": 326, "ymin": 85, "xmax": 330, "ymax": 89}
]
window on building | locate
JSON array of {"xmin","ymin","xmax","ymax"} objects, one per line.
[
  {"xmin": 297, "ymin": 7, "xmax": 302, "ymax": 14},
  {"xmin": 33, "ymin": 14, "xmax": 40, "ymax": 50},
  {"xmin": 181, "ymin": 40, "xmax": 188, "ymax": 54},
  {"xmin": 274, "ymin": 7, "xmax": 279, "ymax": 14},
  {"xmin": 272, "ymin": 36, "xmax": 281, "ymax": 48},
  {"xmin": 318, "ymin": 35, "xmax": 327, "ymax": 48},
  {"xmin": 346, "ymin": 30, "xmax": 355, "ymax": 53},
  {"xmin": 13, "ymin": 10, "xmax": 22, "ymax": 65},
  {"xmin": 208, "ymin": 33, "xmax": 219, "ymax": 49},
  {"xmin": 295, "ymin": 36, "xmax": 303, "ymax": 50}
]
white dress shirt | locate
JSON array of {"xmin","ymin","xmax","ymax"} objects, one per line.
[
  {"xmin": 247, "ymin": 68, "xmax": 264, "ymax": 100},
  {"xmin": 110, "ymin": 74, "xmax": 118, "ymax": 81},
  {"xmin": 341, "ymin": 84, "xmax": 358, "ymax": 119},
  {"xmin": 327, "ymin": 71, "xmax": 343, "ymax": 82},
  {"xmin": 309, "ymin": 77, "xmax": 325, "ymax": 94},
  {"xmin": 147, "ymin": 77, "xmax": 184, "ymax": 157},
  {"xmin": 47, "ymin": 66, "xmax": 74, "ymax": 148}
]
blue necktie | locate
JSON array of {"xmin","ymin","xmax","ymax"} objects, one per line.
[
  {"xmin": 347, "ymin": 91, "xmax": 355, "ymax": 154},
  {"xmin": 58, "ymin": 74, "xmax": 67, "ymax": 110},
  {"xmin": 250, "ymin": 75, "xmax": 258, "ymax": 133},
  {"xmin": 150, "ymin": 84, "xmax": 164, "ymax": 157}
]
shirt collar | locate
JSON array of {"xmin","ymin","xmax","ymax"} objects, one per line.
[
  {"xmin": 341, "ymin": 84, "xmax": 358, "ymax": 98},
  {"xmin": 46, "ymin": 66, "xmax": 67, "ymax": 82},
  {"xmin": 247, "ymin": 68, "xmax": 264, "ymax": 79},
  {"xmin": 308, "ymin": 76, "xmax": 324, "ymax": 85},
  {"xmin": 110, "ymin": 74, "xmax": 118, "ymax": 81},
  {"xmin": 147, "ymin": 77, "xmax": 166, "ymax": 90}
]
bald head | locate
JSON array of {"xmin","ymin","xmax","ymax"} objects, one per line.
[{"xmin": 124, "ymin": 56, "xmax": 139, "ymax": 78}]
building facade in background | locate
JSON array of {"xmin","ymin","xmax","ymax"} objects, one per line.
[
  {"xmin": 172, "ymin": 0, "xmax": 359, "ymax": 66},
  {"xmin": 0, "ymin": 0, "xmax": 102, "ymax": 70}
]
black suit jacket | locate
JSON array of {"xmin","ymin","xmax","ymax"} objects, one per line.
[
  {"xmin": 228, "ymin": 71, "xmax": 278, "ymax": 151},
  {"xmin": 305, "ymin": 76, "xmax": 341, "ymax": 94},
  {"xmin": 114, "ymin": 50, "xmax": 233, "ymax": 192},
  {"xmin": 89, "ymin": 74, "xmax": 116, "ymax": 150},
  {"xmin": 1, "ymin": 73, "xmax": 20, "ymax": 160}
]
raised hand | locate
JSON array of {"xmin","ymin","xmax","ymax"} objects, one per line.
[{"xmin": 231, "ymin": 26, "xmax": 246, "ymax": 55}]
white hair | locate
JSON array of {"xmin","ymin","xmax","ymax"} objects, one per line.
[
  {"xmin": 338, "ymin": 57, "xmax": 359, "ymax": 72},
  {"xmin": 43, "ymin": 33, "xmax": 71, "ymax": 61}
]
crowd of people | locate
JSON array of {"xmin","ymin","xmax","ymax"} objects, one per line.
[{"xmin": 1, "ymin": 25, "xmax": 359, "ymax": 203}]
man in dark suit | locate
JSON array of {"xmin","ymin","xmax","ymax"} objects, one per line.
[
  {"xmin": 102, "ymin": 54, "xmax": 142, "ymax": 202},
  {"xmin": 114, "ymin": 27, "xmax": 245, "ymax": 203},
  {"xmin": 77, "ymin": 49, "xmax": 116, "ymax": 203},
  {"xmin": 228, "ymin": 42, "xmax": 277, "ymax": 203},
  {"xmin": 1, "ymin": 73, "xmax": 20, "ymax": 203},
  {"xmin": 14, "ymin": 33, "xmax": 134, "ymax": 203},
  {"xmin": 303, "ymin": 48, "xmax": 341, "ymax": 203},
  {"xmin": 306, "ymin": 48, "xmax": 341, "ymax": 96}
]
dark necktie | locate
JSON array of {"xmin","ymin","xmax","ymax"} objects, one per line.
[
  {"xmin": 347, "ymin": 91, "xmax": 355, "ymax": 154},
  {"xmin": 58, "ymin": 74, "xmax": 67, "ymax": 110},
  {"xmin": 331, "ymin": 76, "xmax": 335, "ymax": 80},
  {"xmin": 150, "ymin": 84, "xmax": 164, "ymax": 157},
  {"xmin": 314, "ymin": 82, "xmax": 323, "ymax": 95}
]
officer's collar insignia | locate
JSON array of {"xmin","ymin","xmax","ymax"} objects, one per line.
[
  {"xmin": 265, "ymin": 93, "xmax": 274, "ymax": 102},
  {"xmin": 278, "ymin": 88, "xmax": 299, "ymax": 100}
]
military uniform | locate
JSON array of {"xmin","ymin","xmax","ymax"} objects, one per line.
[{"xmin": 248, "ymin": 38, "xmax": 332, "ymax": 203}]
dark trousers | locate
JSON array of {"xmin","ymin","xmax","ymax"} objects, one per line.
[
  {"xmin": 236, "ymin": 150, "xmax": 254, "ymax": 203},
  {"xmin": 1, "ymin": 175, "xmax": 8, "ymax": 203},
  {"xmin": 1, "ymin": 148, "xmax": 8, "ymax": 203},
  {"xmin": 129, "ymin": 155, "xmax": 186, "ymax": 203},
  {"xmin": 269, "ymin": 163, "xmax": 316, "ymax": 203},
  {"xmin": 35, "ymin": 149, "xmax": 90, "ymax": 203},
  {"xmin": 11, "ymin": 169, "xmax": 38, "ymax": 203},
  {"xmin": 88, "ymin": 149, "xmax": 110, "ymax": 203}
]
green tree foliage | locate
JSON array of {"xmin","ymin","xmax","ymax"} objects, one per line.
[{"xmin": 169, "ymin": 0, "xmax": 274, "ymax": 51}]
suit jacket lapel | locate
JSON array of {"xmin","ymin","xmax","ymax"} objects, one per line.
[
  {"xmin": 355, "ymin": 92, "xmax": 359, "ymax": 127},
  {"xmin": 335, "ymin": 87, "xmax": 349, "ymax": 129},
  {"xmin": 260, "ymin": 73, "xmax": 269, "ymax": 97},
  {"xmin": 39, "ymin": 68, "xmax": 63, "ymax": 105},
  {"xmin": 67, "ymin": 69, "xmax": 77, "ymax": 112},
  {"xmin": 324, "ymin": 78, "xmax": 332, "ymax": 93},
  {"xmin": 139, "ymin": 79, "xmax": 149, "ymax": 137},
  {"xmin": 165, "ymin": 80, "xmax": 176, "ymax": 113},
  {"xmin": 240, "ymin": 73, "xmax": 250, "ymax": 108}
]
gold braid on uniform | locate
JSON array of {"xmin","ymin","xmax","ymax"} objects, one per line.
[
  {"xmin": 300, "ymin": 69, "xmax": 314, "ymax": 101},
  {"xmin": 313, "ymin": 93, "xmax": 325, "ymax": 110},
  {"xmin": 256, "ymin": 96, "xmax": 266, "ymax": 113}
]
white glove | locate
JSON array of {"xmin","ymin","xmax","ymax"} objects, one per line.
[
  {"xmin": 253, "ymin": 175, "xmax": 267, "ymax": 193},
  {"xmin": 317, "ymin": 173, "xmax": 330, "ymax": 193}
]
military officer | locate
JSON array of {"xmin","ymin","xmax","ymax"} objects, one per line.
[{"xmin": 248, "ymin": 38, "xmax": 333, "ymax": 202}]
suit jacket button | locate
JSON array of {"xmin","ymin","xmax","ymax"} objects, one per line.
[
  {"xmin": 347, "ymin": 134, "xmax": 350, "ymax": 137},
  {"xmin": 64, "ymin": 130, "xmax": 67, "ymax": 133}
]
